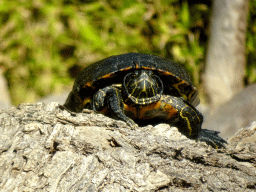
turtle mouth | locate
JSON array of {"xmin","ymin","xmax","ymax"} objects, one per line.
[{"xmin": 123, "ymin": 70, "xmax": 163, "ymax": 105}]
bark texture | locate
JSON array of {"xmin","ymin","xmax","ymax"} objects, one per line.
[
  {"xmin": 204, "ymin": 0, "xmax": 249, "ymax": 107},
  {"xmin": 0, "ymin": 103, "xmax": 256, "ymax": 191}
]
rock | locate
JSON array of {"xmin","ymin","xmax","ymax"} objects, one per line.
[
  {"xmin": 0, "ymin": 103, "xmax": 255, "ymax": 191},
  {"xmin": 203, "ymin": 84, "xmax": 256, "ymax": 139}
]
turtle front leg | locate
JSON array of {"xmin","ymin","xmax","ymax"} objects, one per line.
[
  {"xmin": 161, "ymin": 95, "xmax": 203, "ymax": 139},
  {"xmin": 161, "ymin": 95, "xmax": 226, "ymax": 148},
  {"xmin": 92, "ymin": 86, "xmax": 138, "ymax": 129}
]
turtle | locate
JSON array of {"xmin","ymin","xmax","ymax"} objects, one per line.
[{"xmin": 63, "ymin": 53, "xmax": 226, "ymax": 148}]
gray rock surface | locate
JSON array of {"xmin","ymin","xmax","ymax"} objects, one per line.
[
  {"xmin": 203, "ymin": 84, "xmax": 256, "ymax": 139},
  {"xmin": 0, "ymin": 102, "xmax": 255, "ymax": 191}
]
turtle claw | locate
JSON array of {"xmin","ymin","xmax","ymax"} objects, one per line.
[
  {"xmin": 198, "ymin": 129, "xmax": 227, "ymax": 149},
  {"xmin": 126, "ymin": 119, "xmax": 138, "ymax": 130}
]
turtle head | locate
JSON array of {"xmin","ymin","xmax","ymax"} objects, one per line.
[{"xmin": 123, "ymin": 70, "xmax": 163, "ymax": 105}]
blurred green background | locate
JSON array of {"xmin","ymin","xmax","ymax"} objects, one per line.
[{"xmin": 0, "ymin": 0, "xmax": 255, "ymax": 105}]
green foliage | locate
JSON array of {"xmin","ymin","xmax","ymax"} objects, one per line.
[
  {"xmin": 246, "ymin": 0, "xmax": 256, "ymax": 84},
  {"xmin": 0, "ymin": 0, "xmax": 255, "ymax": 105}
]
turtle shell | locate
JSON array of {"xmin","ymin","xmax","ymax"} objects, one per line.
[{"xmin": 67, "ymin": 53, "xmax": 199, "ymax": 111}]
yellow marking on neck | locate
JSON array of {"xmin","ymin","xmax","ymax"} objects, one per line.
[{"xmin": 180, "ymin": 106, "xmax": 192, "ymax": 136}]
